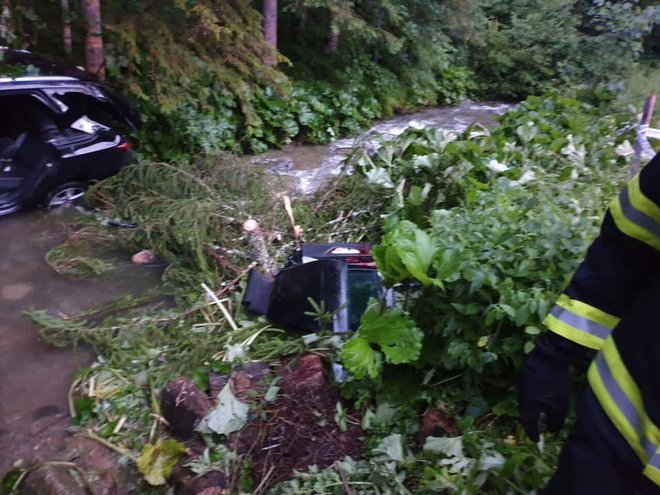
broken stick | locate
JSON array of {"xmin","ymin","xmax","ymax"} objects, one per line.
[{"xmin": 242, "ymin": 219, "xmax": 276, "ymax": 275}]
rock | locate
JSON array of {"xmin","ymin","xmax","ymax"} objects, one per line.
[
  {"xmin": 208, "ymin": 372, "xmax": 229, "ymax": 399},
  {"xmin": 1, "ymin": 282, "xmax": 33, "ymax": 301},
  {"xmin": 161, "ymin": 377, "xmax": 211, "ymax": 439},
  {"xmin": 20, "ymin": 464, "xmax": 86, "ymax": 495},
  {"xmin": 64, "ymin": 436, "xmax": 128, "ymax": 495},
  {"xmin": 171, "ymin": 460, "xmax": 227, "ymax": 495},
  {"xmin": 230, "ymin": 362, "xmax": 271, "ymax": 402},
  {"xmin": 197, "ymin": 488, "xmax": 228, "ymax": 495},
  {"xmin": 280, "ymin": 354, "xmax": 325, "ymax": 393},
  {"xmin": 417, "ymin": 407, "xmax": 460, "ymax": 442},
  {"xmin": 131, "ymin": 249, "xmax": 158, "ymax": 265}
]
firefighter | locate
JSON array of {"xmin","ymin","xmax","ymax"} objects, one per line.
[{"xmin": 518, "ymin": 151, "xmax": 660, "ymax": 494}]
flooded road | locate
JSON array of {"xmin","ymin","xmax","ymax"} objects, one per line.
[
  {"xmin": 0, "ymin": 100, "xmax": 512, "ymax": 478},
  {"xmin": 0, "ymin": 211, "xmax": 163, "ymax": 476}
]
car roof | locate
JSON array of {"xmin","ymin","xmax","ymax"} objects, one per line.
[
  {"xmin": 1, "ymin": 48, "xmax": 141, "ymax": 129},
  {"xmin": 0, "ymin": 75, "xmax": 78, "ymax": 83},
  {"xmin": 0, "ymin": 75, "xmax": 86, "ymax": 89},
  {"xmin": 1, "ymin": 46, "xmax": 95, "ymax": 80}
]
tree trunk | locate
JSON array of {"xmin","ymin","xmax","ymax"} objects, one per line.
[
  {"xmin": 0, "ymin": 0, "xmax": 16, "ymax": 45},
  {"xmin": 298, "ymin": 1, "xmax": 307, "ymax": 34},
  {"xmin": 82, "ymin": 0, "xmax": 105, "ymax": 80},
  {"xmin": 327, "ymin": 13, "xmax": 339, "ymax": 53},
  {"xmin": 61, "ymin": 0, "xmax": 72, "ymax": 57},
  {"xmin": 263, "ymin": 0, "xmax": 277, "ymax": 67}
]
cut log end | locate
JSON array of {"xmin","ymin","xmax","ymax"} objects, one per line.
[{"xmin": 243, "ymin": 219, "xmax": 259, "ymax": 232}]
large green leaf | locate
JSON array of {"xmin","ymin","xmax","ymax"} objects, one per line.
[
  {"xmin": 360, "ymin": 305, "xmax": 423, "ymax": 364},
  {"xmin": 341, "ymin": 336, "xmax": 382, "ymax": 379},
  {"xmin": 341, "ymin": 303, "xmax": 422, "ymax": 379},
  {"xmin": 196, "ymin": 384, "xmax": 249, "ymax": 436},
  {"xmin": 374, "ymin": 220, "xmax": 439, "ymax": 286}
]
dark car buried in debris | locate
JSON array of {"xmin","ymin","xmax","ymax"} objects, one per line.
[
  {"xmin": 243, "ymin": 242, "xmax": 393, "ymax": 333},
  {"xmin": 0, "ymin": 48, "xmax": 140, "ymax": 216}
]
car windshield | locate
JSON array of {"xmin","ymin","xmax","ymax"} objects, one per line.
[{"xmin": 347, "ymin": 269, "xmax": 386, "ymax": 330}]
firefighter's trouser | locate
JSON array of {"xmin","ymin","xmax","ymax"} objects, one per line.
[{"xmin": 541, "ymin": 386, "xmax": 660, "ymax": 495}]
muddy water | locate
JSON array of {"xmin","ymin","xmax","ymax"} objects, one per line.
[
  {"xmin": 252, "ymin": 100, "xmax": 513, "ymax": 194},
  {"xmin": 0, "ymin": 211, "xmax": 163, "ymax": 476}
]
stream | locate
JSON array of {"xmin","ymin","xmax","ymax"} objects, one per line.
[
  {"xmin": 0, "ymin": 100, "xmax": 512, "ymax": 478},
  {"xmin": 251, "ymin": 100, "xmax": 512, "ymax": 194}
]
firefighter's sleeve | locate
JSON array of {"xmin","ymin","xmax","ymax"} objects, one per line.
[{"xmin": 544, "ymin": 152, "xmax": 660, "ymax": 350}]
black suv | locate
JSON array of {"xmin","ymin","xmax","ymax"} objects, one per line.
[{"xmin": 0, "ymin": 48, "xmax": 140, "ymax": 216}]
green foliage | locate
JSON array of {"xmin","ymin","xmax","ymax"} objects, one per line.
[
  {"xmin": 270, "ymin": 425, "xmax": 562, "ymax": 494},
  {"xmin": 4, "ymin": 0, "xmax": 659, "ymax": 162},
  {"xmin": 341, "ymin": 301, "xmax": 423, "ymax": 378},
  {"xmin": 466, "ymin": 0, "xmax": 660, "ymax": 99},
  {"xmin": 6, "ymin": 2, "xmax": 659, "ymax": 492},
  {"xmin": 45, "ymin": 241, "xmax": 115, "ymax": 278},
  {"xmin": 268, "ymin": 455, "xmax": 410, "ymax": 494},
  {"xmin": 468, "ymin": 0, "xmax": 579, "ymax": 99},
  {"xmin": 21, "ymin": 87, "xmax": 640, "ymax": 493},
  {"xmin": 344, "ymin": 91, "xmax": 631, "ymax": 397},
  {"xmin": 352, "ymin": 91, "xmax": 630, "ymax": 236},
  {"xmin": 85, "ymin": 154, "xmax": 290, "ymax": 290},
  {"xmin": 101, "ymin": 0, "xmax": 479, "ymax": 159},
  {"xmin": 572, "ymin": 1, "xmax": 660, "ymax": 83},
  {"xmin": 410, "ymin": 177, "xmax": 611, "ymax": 375},
  {"xmin": 374, "ymin": 220, "xmax": 442, "ymax": 287}
]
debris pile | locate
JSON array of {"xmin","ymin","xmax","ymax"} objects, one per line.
[{"xmin": 161, "ymin": 355, "xmax": 362, "ymax": 494}]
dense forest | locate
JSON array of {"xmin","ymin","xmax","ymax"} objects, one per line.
[
  {"xmin": 1, "ymin": 0, "xmax": 659, "ymax": 158},
  {"xmin": 2, "ymin": 1, "xmax": 660, "ymax": 494}
]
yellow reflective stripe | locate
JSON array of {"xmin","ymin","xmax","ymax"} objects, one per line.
[
  {"xmin": 544, "ymin": 295, "xmax": 620, "ymax": 350},
  {"xmin": 610, "ymin": 180, "xmax": 660, "ymax": 251},
  {"xmin": 603, "ymin": 337, "xmax": 645, "ymax": 413},
  {"xmin": 644, "ymin": 458, "xmax": 660, "ymax": 485},
  {"xmin": 588, "ymin": 361, "xmax": 647, "ymax": 460},
  {"xmin": 630, "ymin": 175, "xmax": 660, "ymax": 223},
  {"xmin": 556, "ymin": 294, "xmax": 620, "ymax": 329},
  {"xmin": 588, "ymin": 337, "xmax": 660, "ymax": 484},
  {"xmin": 602, "ymin": 339, "xmax": 660, "ymax": 446},
  {"xmin": 545, "ymin": 313, "xmax": 605, "ymax": 350}
]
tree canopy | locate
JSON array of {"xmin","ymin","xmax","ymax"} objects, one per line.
[{"xmin": 1, "ymin": 0, "xmax": 658, "ymax": 158}]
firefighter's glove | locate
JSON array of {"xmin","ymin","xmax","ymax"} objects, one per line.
[{"xmin": 518, "ymin": 332, "xmax": 588, "ymax": 442}]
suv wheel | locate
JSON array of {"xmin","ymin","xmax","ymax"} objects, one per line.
[{"xmin": 46, "ymin": 182, "xmax": 87, "ymax": 210}]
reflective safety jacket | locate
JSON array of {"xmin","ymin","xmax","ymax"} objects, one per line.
[{"xmin": 544, "ymin": 151, "xmax": 660, "ymax": 485}]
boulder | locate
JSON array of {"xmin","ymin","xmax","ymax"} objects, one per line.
[
  {"xmin": 417, "ymin": 407, "xmax": 460, "ymax": 442},
  {"xmin": 20, "ymin": 464, "xmax": 86, "ymax": 495},
  {"xmin": 171, "ymin": 460, "xmax": 227, "ymax": 495},
  {"xmin": 161, "ymin": 377, "xmax": 211, "ymax": 439},
  {"xmin": 280, "ymin": 354, "xmax": 325, "ymax": 393},
  {"xmin": 131, "ymin": 249, "xmax": 158, "ymax": 265},
  {"xmin": 230, "ymin": 362, "xmax": 271, "ymax": 402}
]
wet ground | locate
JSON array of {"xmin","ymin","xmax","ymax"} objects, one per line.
[
  {"xmin": 0, "ymin": 210, "xmax": 163, "ymax": 477},
  {"xmin": 0, "ymin": 100, "xmax": 512, "ymax": 479}
]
